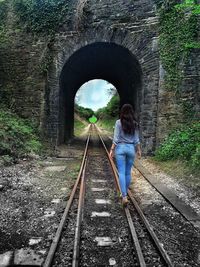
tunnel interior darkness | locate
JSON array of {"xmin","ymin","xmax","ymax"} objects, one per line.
[{"xmin": 59, "ymin": 42, "xmax": 142, "ymax": 143}]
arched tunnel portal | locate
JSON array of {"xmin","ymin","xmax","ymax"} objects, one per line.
[{"xmin": 59, "ymin": 42, "xmax": 143, "ymax": 143}]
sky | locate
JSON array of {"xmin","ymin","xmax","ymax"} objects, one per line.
[{"xmin": 75, "ymin": 79, "xmax": 116, "ymax": 111}]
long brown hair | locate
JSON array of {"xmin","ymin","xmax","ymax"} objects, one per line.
[{"xmin": 120, "ymin": 104, "xmax": 138, "ymax": 134}]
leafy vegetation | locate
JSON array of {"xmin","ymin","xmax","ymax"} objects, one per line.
[
  {"xmin": 0, "ymin": 109, "xmax": 42, "ymax": 161},
  {"xmin": 95, "ymin": 93, "xmax": 120, "ymax": 119},
  {"xmin": 13, "ymin": 0, "xmax": 70, "ymax": 35},
  {"xmin": 74, "ymin": 104, "xmax": 94, "ymax": 120},
  {"xmin": 176, "ymin": 0, "xmax": 200, "ymax": 15},
  {"xmin": 97, "ymin": 117, "xmax": 117, "ymax": 133},
  {"xmin": 156, "ymin": 0, "xmax": 200, "ymax": 169},
  {"xmin": 74, "ymin": 104, "xmax": 91, "ymax": 136},
  {"xmin": 159, "ymin": 0, "xmax": 199, "ymax": 90},
  {"xmin": 0, "ymin": 0, "xmax": 7, "ymax": 23},
  {"xmin": 155, "ymin": 122, "xmax": 200, "ymax": 168},
  {"xmin": 95, "ymin": 93, "xmax": 120, "ymax": 132},
  {"xmin": 74, "ymin": 119, "xmax": 86, "ymax": 136},
  {"xmin": 0, "ymin": 0, "xmax": 9, "ymax": 45}
]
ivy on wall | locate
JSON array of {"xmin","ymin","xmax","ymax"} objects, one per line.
[
  {"xmin": 0, "ymin": 0, "xmax": 9, "ymax": 45},
  {"xmin": 158, "ymin": 0, "xmax": 199, "ymax": 91},
  {"xmin": 13, "ymin": 0, "xmax": 70, "ymax": 35},
  {"xmin": 0, "ymin": 0, "xmax": 7, "ymax": 22}
]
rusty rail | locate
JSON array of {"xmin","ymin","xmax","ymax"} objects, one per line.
[
  {"xmin": 95, "ymin": 124, "xmax": 173, "ymax": 267},
  {"xmin": 97, "ymin": 127, "xmax": 146, "ymax": 267},
  {"xmin": 43, "ymin": 129, "xmax": 91, "ymax": 267},
  {"xmin": 72, "ymin": 158, "xmax": 87, "ymax": 267},
  {"xmin": 44, "ymin": 123, "xmax": 173, "ymax": 267},
  {"xmin": 128, "ymin": 189, "xmax": 173, "ymax": 267}
]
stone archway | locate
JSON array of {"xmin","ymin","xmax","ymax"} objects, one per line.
[{"xmin": 59, "ymin": 42, "xmax": 143, "ymax": 143}]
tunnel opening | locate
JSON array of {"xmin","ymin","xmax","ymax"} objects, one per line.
[
  {"xmin": 74, "ymin": 79, "xmax": 118, "ymax": 136},
  {"xmin": 59, "ymin": 42, "xmax": 142, "ymax": 143}
]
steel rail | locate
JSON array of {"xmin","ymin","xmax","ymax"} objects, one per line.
[
  {"xmin": 109, "ymin": 156, "xmax": 173, "ymax": 267},
  {"xmin": 95, "ymin": 125, "xmax": 173, "ymax": 267},
  {"xmin": 124, "ymin": 208, "xmax": 146, "ymax": 267},
  {"xmin": 96, "ymin": 127, "xmax": 146, "ymax": 267},
  {"xmin": 128, "ymin": 189, "xmax": 174, "ymax": 267},
  {"xmin": 43, "ymin": 130, "xmax": 91, "ymax": 267},
  {"xmin": 97, "ymin": 132, "xmax": 121, "ymax": 194},
  {"xmin": 72, "ymin": 158, "xmax": 87, "ymax": 267}
]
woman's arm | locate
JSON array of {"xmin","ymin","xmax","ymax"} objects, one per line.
[
  {"xmin": 136, "ymin": 143, "xmax": 141, "ymax": 159},
  {"xmin": 109, "ymin": 121, "xmax": 119, "ymax": 158},
  {"xmin": 109, "ymin": 143, "xmax": 116, "ymax": 158},
  {"xmin": 135, "ymin": 129, "xmax": 141, "ymax": 159}
]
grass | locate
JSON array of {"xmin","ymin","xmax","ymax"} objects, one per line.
[
  {"xmin": 155, "ymin": 122, "xmax": 200, "ymax": 168},
  {"xmin": 0, "ymin": 108, "xmax": 42, "ymax": 163},
  {"xmin": 97, "ymin": 117, "xmax": 117, "ymax": 133},
  {"xmin": 74, "ymin": 118, "xmax": 87, "ymax": 136}
]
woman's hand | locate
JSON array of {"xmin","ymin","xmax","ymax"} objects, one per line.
[
  {"xmin": 137, "ymin": 149, "xmax": 142, "ymax": 159},
  {"xmin": 109, "ymin": 149, "xmax": 114, "ymax": 159},
  {"xmin": 136, "ymin": 144, "xmax": 142, "ymax": 159},
  {"xmin": 109, "ymin": 145, "xmax": 115, "ymax": 159}
]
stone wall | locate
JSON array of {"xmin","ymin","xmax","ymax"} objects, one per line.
[
  {"xmin": 0, "ymin": 0, "xmax": 199, "ymax": 154},
  {"xmin": 0, "ymin": 34, "xmax": 46, "ymax": 121},
  {"xmin": 44, "ymin": 0, "xmax": 160, "ymax": 153},
  {"xmin": 156, "ymin": 49, "xmax": 200, "ymax": 145}
]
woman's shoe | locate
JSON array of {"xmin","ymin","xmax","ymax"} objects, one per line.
[{"xmin": 122, "ymin": 197, "xmax": 129, "ymax": 206}]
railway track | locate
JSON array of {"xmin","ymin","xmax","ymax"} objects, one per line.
[{"xmin": 43, "ymin": 124, "xmax": 173, "ymax": 267}]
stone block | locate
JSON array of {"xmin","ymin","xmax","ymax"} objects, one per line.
[
  {"xmin": 14, "ymin": 248, "xmax": 44, "ymax": 266},
  {"xmin": 0, "ymin": 251, "xmax": 13, "ymax": 267}
]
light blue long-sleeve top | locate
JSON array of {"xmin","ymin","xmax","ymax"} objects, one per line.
[{"xmin": 113, "ymin": 119, "xmax": 140, "ymax": 145}]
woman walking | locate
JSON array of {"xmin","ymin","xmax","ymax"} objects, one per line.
[{"xmin": 109, "ymin": 104, "xmax": 141, "ymax": 206}]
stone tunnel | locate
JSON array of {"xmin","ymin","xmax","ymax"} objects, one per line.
[
  {"xmin": 44, "ymin": 0, "xmax": 161, "ymax": 154},
  {"xmin": 59, "ymin": 42, "xmax": 143, "ymax": 143},
  {"xmin": 0, "ymin": 0, "xmax": 162, "ymax": 154},
  {"xmin": 1, "ymin": 0, "xmax": 198, "ymax": 154}
]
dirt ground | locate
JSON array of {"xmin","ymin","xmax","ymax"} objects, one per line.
[
  {"xmin": 139, "ymin": 158, "xmax": 200, "ymax": 216},
  {"xmin": 0, "ymin": 145, "xmax": 83, "ymax": 264},
  {"xmin": 0, "ymin": 142, "xmax": 199, "ymax": 266}
]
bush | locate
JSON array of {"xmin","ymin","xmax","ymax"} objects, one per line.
[
  {"xmin": 95, "ymin": 93, "xmax": 120, "ymax": 119},
  {"xmin": 0, "ymin": 109, "xmax": 42, "ymax": 158},
  {"xmin": 0, "ymin": 155, "xmax": 14, "ymax": 166},
  {"xmin": 75, "ymin": 104, "xmax": 94, "ymax": 120},
  {"xmin": 155, "ymin": 122, "xmax": 200, "ymax": 167},
  {"xmin": 13, "ymin": 0, "xmax": 69, "ymax": 34}
]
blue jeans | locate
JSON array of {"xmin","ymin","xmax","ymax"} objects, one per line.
[{"xmin": 115, "ymin": 144, "xmax": 135, "ymax": 197}]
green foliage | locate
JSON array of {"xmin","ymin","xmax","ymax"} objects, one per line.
[
  {"xmin": 95, "ymin": 93, "xmax": 119, "ymax": 133},
  {"xmin": 95, "ymin": 94, "xmax": 120, "ymax": 119},
  {"xmin": 74, "ymin": 119, "xmax": 86, "ymax": 136},
  {"xmin": 184, "ymin": 42, "xmax": 200, "ymax": 49},
  {"xmin": 97, "ymin": 117, "xmax": 117, "ymax": 133},
  {"xmin": 180, "ymin": 99, "xmax": 197, "ymax": 121},
  {"xmin": 0, "ymin": 155, "xmax": 14, "ymax": 166},
  {"xmin": 74, "ymin": 104, "xmax": 94, "ymax": 120},
  {"xmin": 0, "ymin": 26, "xmax": 8, "ymax": 46},
  {"xmin": 155, "ymin": 122, "xmax": 200, "ymax": 168},
  {"xmin": 175, "ymin": 1, "xmax": 200, "ymax": 15},
  {"xmin": 13, "ymin": 0, "xmax": 70, "ymax": 35},
  {"xmin": 0, "ymin": 0, "xmax": 8, "ymax": 24},
  {"xmin": 154, "ymin": 0, "xmax": 164, "ymax": 8},
  {"xmin": 191, "ymin": 143, "xmax": 200, "ymax": 168},
  {"xmin": 89, "ymin": 115, "xmax": 97, "ymax": 124},
  {"xmin": 0, "ymin": 0, "xmax": 9, "ymax": 45},
  {"xmin": 159, "ymin": 1, "xmax": 199, "ymax": 90},
  {"xmin": 39, "ymin": 47, "xmax": 54, "ymax": 73},
  {"xmin": 0, "ymin": 109, "xmax": 42, "ymax": 159}
]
